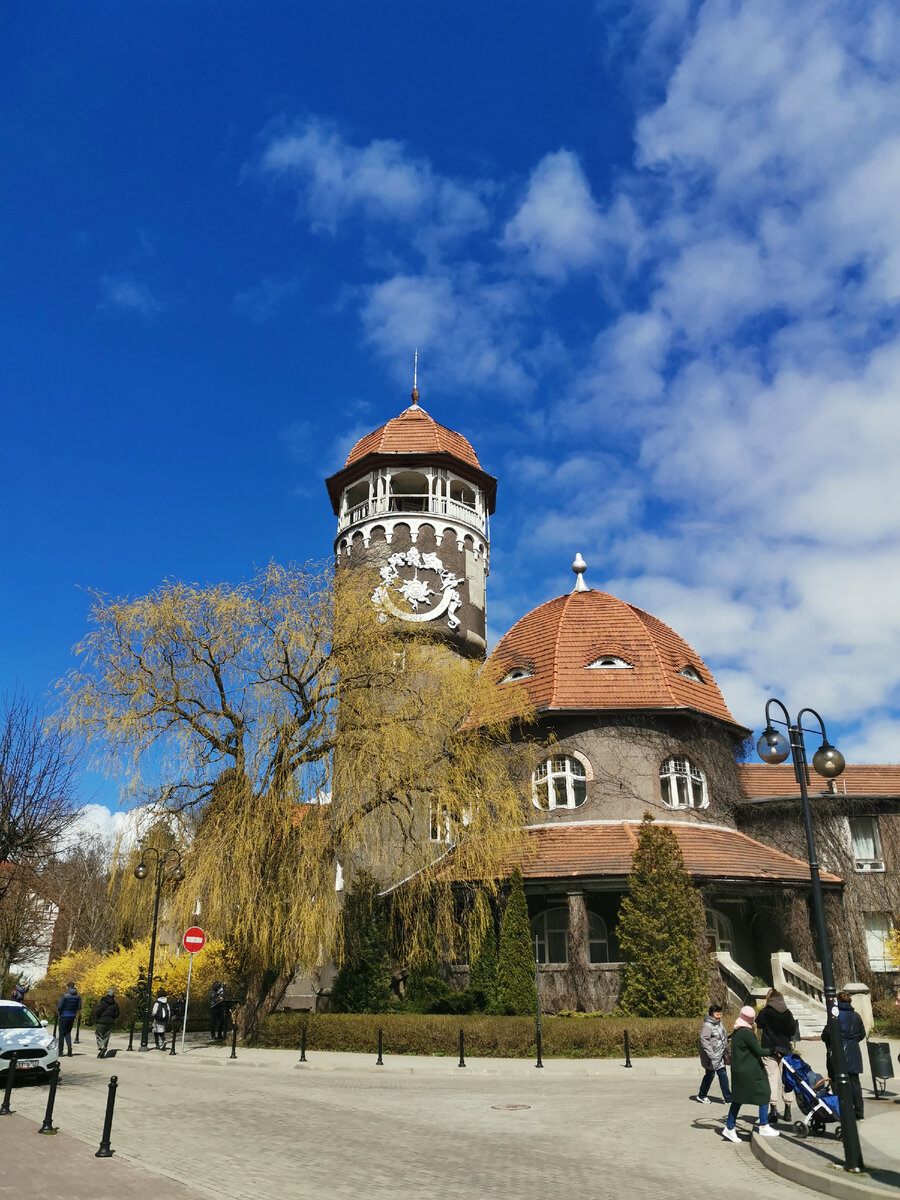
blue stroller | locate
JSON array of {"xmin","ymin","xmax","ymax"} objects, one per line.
[{"xmin": 780, "ymin": 1053, "xmax": 841, "ymax": 1138}]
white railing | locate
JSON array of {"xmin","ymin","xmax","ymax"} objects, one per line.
[
  {"xmin": 339, "ymin": 494, "xmax": 485, "ymax": 535},
  {"xmin": 771, "ymin": 951, "xmax": 826, "ymax": 1005},
  {"xmin": 715, "ymin": 951, "xmax": 768, "ymax": 1011}
]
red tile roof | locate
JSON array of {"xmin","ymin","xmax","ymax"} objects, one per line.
[
  {"xmin": 484, "ymin": 590, "xmax": 739, "ymax": 725},
  {"xmin": 509, "ymin": 822, "xmax": 841, "ymax": 885},
  {"xmin": 344, "ymin": 404, "xmax": 481, "ymax": 470},
  {"xmin": 739, "ymin": 763, "xmax": 900, "ymax": 798}
]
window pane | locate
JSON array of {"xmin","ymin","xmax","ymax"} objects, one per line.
[
  {"xmin": 535, "ymin": 760, "xmax": 548, "ymax": 780},
  {"xmin": 850, "ymin": 817, "xmax": 878, "ymax": 861},
  {"xmin": 588, "ymin": 912, "xmax": 608, "ymax": 964},
  {"xmin": 547, "ymin": 929, "xmax": 568, "ymax": 963},
  {"xmin": 570, "ymin": 758, "xmax": 586, "ymax": 778},
  {"xmin": 864, "ymin": 912, "xmax": 892, "ymax": 971},
  {"xmin": 676, "ymin": 776, "xmax": 689, "ymax": 806},
  {"xmin": 534, "ymin": 780, "xmax": 549, "ymax": 810},
  {"xmin": 571, "ymin": 778, "xmax": 586, "ymax": 807},
  {"xmin": 552, "ymin": 757, "xmax": 567, "ymax": 773},
  {"xmin": 552, "ymin": 777, "xmax": 568, "ymax": 808},
  {"xmin": 547, "ymin": 908, "xmax": 568, "ymax": 934},
  {"xmin": 661, "ymin": 776, "xmax": 673, "ymax": 806}
]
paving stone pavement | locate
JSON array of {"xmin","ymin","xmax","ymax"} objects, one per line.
[{"xmin": 1, "ymin": 1035, "xmax": 893, "ymax": 1200}]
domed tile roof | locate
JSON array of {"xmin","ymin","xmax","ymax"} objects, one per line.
[
  {"xmin": 487, "ymin": 588, "xmax": 738, "ymax": 726},
  {"xmin": 344, "ymin": 402, "xmax": 482, "ymax": 471}
]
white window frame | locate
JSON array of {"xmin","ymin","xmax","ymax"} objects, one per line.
[
  {"xmin": 863, "ymin": 912, "xmax": 895, "ymax": 972},
  {"xmin": 678, "ymin": 664, "xmax": 704, "ymax": 682},
  {"xmin": 531, "ymin": 908, "xmax": 569, "ymax": 964},
  {"xmin": 588, "ymin": 912, "xmax": 609, "ymax": 964},
  {"xmin": 500, "ymin": 666, "xmax": 533, "ymax": 683},
  {"xmin": 705, "ymin": 908, "xmax": 734, "ymax": 955},
  {"xmin": 660, "ymin": 756, "xmax": 709, "ymax": 809},
  {"xmin": 848, "ymin": 816, "xmax": 884, "ymax": 872},
  {"xmin": 586, "ymin": 655, "xmax": 632, "ymax": 670},
  {"xmin": 532, "ymin": 755, "xmax": 589, "ymax": 810},
  {"xmin": 429, "ymin": 805, "xmax": 452, "ymax": 844}
]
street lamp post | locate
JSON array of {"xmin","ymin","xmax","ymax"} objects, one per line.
[
  {"xmin": 757, "ymin": 699, "xmax": 864, "ymax": 1173},
  {"xmin": 134, "ymin": 846, "xmax": 184, "ymax": 1052}
]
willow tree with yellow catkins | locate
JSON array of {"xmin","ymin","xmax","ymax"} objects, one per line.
[{"xmin": 59, "ymin": 559, "xmax": 539, "ymax": 1029}]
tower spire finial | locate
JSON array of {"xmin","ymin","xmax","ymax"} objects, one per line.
[
  {"xmin": 411, "ymin": 348, "xmax": 419, "ymax": 405},
  {"xmin": 572, "ymin": 553, "xmax": 588, "ymax": 592}
]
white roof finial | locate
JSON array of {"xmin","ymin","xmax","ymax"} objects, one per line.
[
  {"xmin": 411, "ymin": 348, "xmax": 419, "ymax": 405},
  {"xmin": 572, "ymin": 553, "xmax": 588, "ymax": 592}
]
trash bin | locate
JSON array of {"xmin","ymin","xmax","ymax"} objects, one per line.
[{"xmin": 867, "ymin": 1041, "xmax": 894, "ymax": 1097}]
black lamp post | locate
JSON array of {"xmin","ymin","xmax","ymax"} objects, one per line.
[
  {"xmin": 134, "ymin": 846, "xmax": 184, "ymax": 1051},
  {"xmin": 757, "ymin": 699, "xmax": 864, "ymax": 1173}
]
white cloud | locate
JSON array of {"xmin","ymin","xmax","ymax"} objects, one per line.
[
  {"xmin": 60, "ymin": 804, "xmax": 134, "ymax": 853},
  {"xmin": 99, "ymin": 275, "xmax": 161, "ymax": 316},
  {"xmin": 260, "ymin": 118, "xmax": 489, "ymax": 244}
]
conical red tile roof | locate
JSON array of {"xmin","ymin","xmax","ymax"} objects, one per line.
[
  {"xmin": 486, "ymin": 589, "xmax": 738, "ymax": 725},
  {"xmin": 344, "ymin": 404, "xmax": 481, "ymax": 470}
]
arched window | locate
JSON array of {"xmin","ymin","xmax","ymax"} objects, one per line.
[
  {"xmin": 586, "ymin": 655, "xmax": 632, "ymax": 669},
  {"xmin": 588, "ymin": 912, "xmax": 609, "ymax": 964},
  {"xmin": 659, "ymin": 756, "xmax": 708, "ymax": 809},
  {"xmin": 678, "ymin": 664, "xmax": 703, "ymax": 682},
  {"xmin": 533, "ymin": 756, "xmax": 588, "ymax": 810},
  {"xmin": 501, "ymin": 666, "xmax": 533, "ymax": 684},
  {"xmin": 531, "ymin": 908, "xmax": 568, "ymax": 964},
  {"xmin": 705, "ymin": 908, "xmax": 734, "ymax": 956}
]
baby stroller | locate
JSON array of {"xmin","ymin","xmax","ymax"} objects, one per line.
[{"xmin": 780, "ymin": 1053, "xmax": 841, "ymax": 1138}]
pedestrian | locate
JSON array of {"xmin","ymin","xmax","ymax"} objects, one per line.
[
  {"xmin": 57, "ymin": 981, "xmax": 82, "ymax": 1057},
  {"xmin": 695, "ymin": 1004, "xmax": 732, "ymax": 1104},
  {"xmin": 721, "ymin": 1005, "xmax": 780, "ymax": 1142},
  {"xmin": 94, "ymin": 987, "xmax": 120, "ymax": 1058},
  {"xmin": 822, "ymin": 991, "xmax": 866, "ymax": 1121},
  {"xmin": 150, "ymin": 990, "xmax": 170, "ymax": 1050},
  {"xmin": 209, "ymin": 980, "xmax": 226, "ymax": 1041},
  {"xmin": 755, "ymin": 988, "xmax": 799, "ymax": 1124},
  {"xmin": 10, "ymin": 978, "xmax": 28, "ymax": 1003}
]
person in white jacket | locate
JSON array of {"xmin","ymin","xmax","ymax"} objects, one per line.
[
  {"xmin": 695, "ymin": 1005, "xmax": 733, "ymax": 1104},
  {"xmin": 150, "ymin": 991, "xmax": 170, "ymax": 1050}
]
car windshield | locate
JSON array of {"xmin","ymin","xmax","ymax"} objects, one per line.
[{"xmin": 0, "ymin": 1006, "xmax": 41, "ymax": 1030}]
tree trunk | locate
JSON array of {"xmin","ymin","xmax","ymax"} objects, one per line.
[{"xmin": 236, "ymin": 964, "xmax": 296, "ymax": 1041}]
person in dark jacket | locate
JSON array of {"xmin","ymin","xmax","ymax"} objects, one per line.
[
  {"xmin": 94, "ymin": 988, "xmax": 120, "ymax": 1057},
  {"xmin": 209, "ymin": 981, "xmax": 227, "ymax": 1041},
  {"xmin": 695, "ymin": 1005, "xmax": 732, "ymax": 1103},
  {"xmin": 11, "ymin": 979, "xmax": 28, "ymax": 1003},
  {"xmin": 57, "ymin": 982, "xmax": 82, "ymax": 1057},
  {"xmin": 755, "ymin": 988, "xmax": 799, "ymax": 1123},
  {"xmin": 721, "ymin": 1006, "xmax": 780, "ymax": 1142},
  {"xmin": 822, "ymin": 991, "xmax": 866, "ymax": 1120}
]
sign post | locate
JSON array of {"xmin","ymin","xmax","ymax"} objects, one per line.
[{"xmin": 181, "ymin": 927, "xmax": 206, "ymax": 1054}]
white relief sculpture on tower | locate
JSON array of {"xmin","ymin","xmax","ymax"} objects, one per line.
[{"xmin": 372, "ymin": 548, "xmax": 464, "ymax": 630}]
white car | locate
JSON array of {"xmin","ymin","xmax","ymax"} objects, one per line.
[{"xmin": 0, "ymin": 1000, "xmax": 59, "ymax": 1082}]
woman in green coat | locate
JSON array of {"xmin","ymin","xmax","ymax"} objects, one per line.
[{"xmin": 721, "ymin": 1006, "xmax": 781, "ymax": 1142}]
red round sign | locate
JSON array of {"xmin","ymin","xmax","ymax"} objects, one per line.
[{"xmin": 183, "ymin": 926, "xmax": 206, "ymax": 954}]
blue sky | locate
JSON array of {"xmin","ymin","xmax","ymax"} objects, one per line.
[{"xmin": 3, "ymin": 1, "xmax": 899, "ymax": 830}]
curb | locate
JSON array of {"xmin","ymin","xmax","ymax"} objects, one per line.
[{"xmin": 751, "ymin": 1130, "xmax": 895, "ymax": 1199}]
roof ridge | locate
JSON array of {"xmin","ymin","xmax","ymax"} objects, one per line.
[
  {"xmin": 550, "ymin": 593, "xmax": 574, "ymax": 707},
  {"xmin": 622, "ymin": 821, "xmax": 639, "ymax": 848},
  {"xmin": 627, "ymin": 602, "xmax": 681, "ymax": 708}
]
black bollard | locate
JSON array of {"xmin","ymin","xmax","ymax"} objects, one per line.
[
  {"xmin": 229, "ymin": 1023, "xmax": 237, "ymax": 1060},
  {"xmin": 376, "ymin": 1028, "xmax": 384, "ymax": 1066},
  {"xmin": 624, "ymin": 1029, "xmax": 633, "ymax": 1068},
  {"xmin": 127, "ymin": 1022, "xmax": 135, "ymax": 1052},
  {"xmin": 458, "ymin": 1028, "xmax": 466, "ymax": 1069},
  {"xmin": 39, "ymin": 1062, "xmax": 61, "ymax": 1134},
  {"xmin": 95, "ymin": 1075, "xmax": 118, "ymax": 1158},
  {"xmin": 0, "ymin": 1054, "xmax": 17, "ymax": 1115},
  {"xmin": 169, "ymin": 1027, "xmax": 177, "ymax": 1056},
  {"xmin": 535, "ymin": 1026, "xmax": 544, "ymax": 1069},
  {"xmin": 299, "ymin": 1025, "xmax": 307, "ymax": 1063},
  {"xmin": 74, "ymin": 1014, "xmax": 81, "ymax": 1045}
]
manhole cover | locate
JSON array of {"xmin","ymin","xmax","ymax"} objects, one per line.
[{"xmin": 491, "ymin": 1104, "xmax": 531, "ymax": 1111}]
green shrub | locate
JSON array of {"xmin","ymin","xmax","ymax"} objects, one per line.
[
  {"xmin": 496, "ymin": 869, "xmax": 537, "ymax": 1016},
  {"xmin": 331, "ymin": 873, "xmax": 393, "ymax": 1014},
  {"xmin": 468, "ymin": 892, "xmax": 498, "ymax": 1010},
  {"xmin": 618, "ymin": 814, "xmax": 708, "ymax": 1018},
  {"xmin": 253, "ymin": 1012, "xmax": 698, "ymax": 1057},
  {"xmin": 872, "ymin": 998, "xmax": 900, "ymax": 1037}
]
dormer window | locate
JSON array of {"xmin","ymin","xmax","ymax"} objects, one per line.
[
  {"xmin": 678, "ymin": 664, "xmax": 703, "ymax": 682},
  {"xmin": 500, "ymin": 667, "xmax": 533, "ymax": 684},
  {"xmin": 586, "ymin": 655, "xmax": 632, "ymax": 669}
]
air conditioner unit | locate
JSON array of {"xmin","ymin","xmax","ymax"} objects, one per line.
[{"xmin": 855, "ymin": 860, "xmax": 884, "ymax": 872}]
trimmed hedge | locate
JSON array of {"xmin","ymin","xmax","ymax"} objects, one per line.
[{"xmin": 253, "ymin": 1012, "xmax": 699, "ymax": 1058}]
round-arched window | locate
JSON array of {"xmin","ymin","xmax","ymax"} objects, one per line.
[
  {"xmin": 588, "ymin": 912, "xmax": 609, "ymax": 964},
  {"xmin": 659, "ymin": 756, "xmax": 708, "ymax": 809},
  {"xmin": 705, "ymin": 908, "xmax": 734, "ymax": 956},
  {"xmin": 533, "ymin": 756, "xmax": 588, "ymax": 810},
  {"xmin": 531, "ymin": 908, "xmax": 568, "ymax": 964}
]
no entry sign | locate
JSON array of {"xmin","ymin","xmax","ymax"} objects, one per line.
[{"xmin": 183, "ymin": 926, "xmax": 206, "ymax": 954}]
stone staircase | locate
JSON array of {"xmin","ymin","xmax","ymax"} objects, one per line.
[{"xmin": 717, "ymin": 950, "xmax": 873, "ymax": 1034}]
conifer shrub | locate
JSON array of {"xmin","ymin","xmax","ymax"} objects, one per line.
[
  {"xmin": 330, "ymin": 873, "xmax": 393, "ymax": 1013},
  {"xmin": 495, "ymin": 869, "xmax": 537, "ymax": 1016},
  {"xmin": 467, "ymin": 891, "xmax": 498, "ymax": 1010},
  {"xmin": 617, "ymin": 813, "xmax": 708, "ymax": 1018}
]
